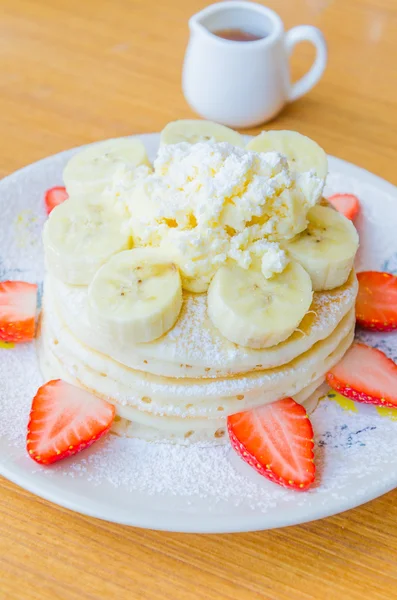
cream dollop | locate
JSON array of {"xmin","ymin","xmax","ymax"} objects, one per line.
[{"xmin": 118, "ymin": 142, "xmax": 324, "ymax": 290}]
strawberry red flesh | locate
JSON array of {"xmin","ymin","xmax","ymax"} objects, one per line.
[
  {"xmin": 356, "ymin": 271, "xmax": 397, "ymax": 331},
  {"xmin": 27, "ymin": 379, "xmax": 115, "ymax": 465},
  {"xmin": 326, "ymin": 343, "xmax": 397, "ymax": 408},
  {"xmin": 0, "ymin": 281, "xmax": 37, "ymax": 343},
  {"xmin": 44, "ymin": 186, "xmax": 69, "ymax": 215},
  {"xmin": 327, "ymin": 193, "xmax": 360, "ymax": 220},
  {"xmin": 227, "ymin": 397, "xmax": 315, "ymax": 490}
]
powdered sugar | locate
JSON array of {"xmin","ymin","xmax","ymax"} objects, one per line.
[
  {"xmin": 0, "ymin": 344, "xmax": 42, "ymax": 442},
  {"xmin": 36, "ymin": 401, "xmax": 397, "ymax": 505},
  {"xmin": 3, "ymin": 391, "xmax": 397, "ymax": 520}
]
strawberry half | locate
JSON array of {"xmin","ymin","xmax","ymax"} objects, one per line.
[
  {"xmin": 227, "ymin": 398, "xmax": 315, "ymax": 490},
  {"xmin": 0, "ymin": 281, "xmax": 38, "ymax": 343},
  {"xmin": 356, "ymin": 271, "xmax": 397, "ymax": 331},
  {"xmin": 44, "ymin": 186, "xmax": 69, "ymax": 215},
  {"xmin": 327, "ymin": 193, "xmax": 360, "ymax": 220},
  {"xmin": 27, "ymin": 379, "xmax": 115, "ymax": 465},
  {"xmin": 326, "ymin": 343, "xmax": 397, "ymax": 408}
]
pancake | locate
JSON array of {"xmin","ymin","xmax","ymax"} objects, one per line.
[
  {"xmin": 49, "ymin": 270, "xmax": 357, "ymax": 378},
  {"xmin": 39, "ymin": 333, "xmax": 328, "ymax": 445},
  {"xmin": 40, "ymin": 283, "xmax": 355, "ymax": 415},
  {"xmin": 109, "ymin": 381, "xmax": 330, "ymax": 444},
  {"xmin": 38, "ymin": 322, "xmax": 352, "ymax": 443}
]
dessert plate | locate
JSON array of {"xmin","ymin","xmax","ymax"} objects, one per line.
[{"xmin": 1, "ymin": 133, "xmax": 397, "ymax": 533}]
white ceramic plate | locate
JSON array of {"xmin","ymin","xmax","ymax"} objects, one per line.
[{"xmin": 1, "ymin": 133, "xmax": 397, "ymax": 533}]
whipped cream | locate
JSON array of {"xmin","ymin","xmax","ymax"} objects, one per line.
[
  {"xmin": 103, "ymin": 164, "xmax": 152, "ymax": 216},
  {"xmin": 113, "ymin": 142, "xmax": 324, "ymax": 288}
]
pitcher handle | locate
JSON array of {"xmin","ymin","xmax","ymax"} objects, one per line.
[{"xmin": 285, "ymin": 25, "xmax": 327, "ymax": 102}]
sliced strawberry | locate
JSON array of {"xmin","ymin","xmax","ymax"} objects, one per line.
[
  {"xmin": 327, "ymin": 193, "xmax": 360, "ymax": 220},
  {"xmin": 27, "ymin": 379, "xmax": 115, "ymax": 465},
  {"xmin": 326, "ymin": 343, "xmax": 397, "ymax": 408},
  {"xmin": 0, "ymin": 281, "xmax": 38, "ymax": 343},
  {"xmin": 356, "ymin": 271, "xmax": 397, "ymax": 331},
  {"xmin": 227, "ymin": 398, "xmax": 315, "ymax": 491},
  {"xmin": 44, "ymin": 186, "xmax": 69, "ymax": 215}
]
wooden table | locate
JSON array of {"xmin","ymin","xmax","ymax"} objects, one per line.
[{"xmin": 1, "ymin": 1, "xmax": 397, "ymax": 598}]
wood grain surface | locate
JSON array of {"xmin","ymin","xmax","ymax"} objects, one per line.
[{"xmin": 1, "ymin": 0, "xmax": 397, "ymax": 598}]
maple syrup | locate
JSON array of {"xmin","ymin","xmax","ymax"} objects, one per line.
[{"xmin": 213, "ymin": 28, "xmax": 265, "ymax": 42}]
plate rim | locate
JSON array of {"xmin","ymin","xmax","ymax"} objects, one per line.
[{"xmin": 2, "ymin": 457, "xmax": 397, "ymax": 533}]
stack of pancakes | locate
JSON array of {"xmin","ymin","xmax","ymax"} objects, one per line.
[{"xmin": 38, "ymin": 270, "xmax": 357, "ymax": 444}]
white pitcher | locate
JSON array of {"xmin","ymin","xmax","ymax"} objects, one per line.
[{"xmin": 182, "ymin": 1, "xmax": 327, "ymax": 128}]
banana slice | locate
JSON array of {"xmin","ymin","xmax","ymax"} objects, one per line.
[
  {"xmin": 246, "ymin": 130, "xmax": 328, "ymax": 179},
  {"xmin": 63, "ymin": 138, "xmax": 151, "ymax": 195},
  {"xmin": 207, "ymin": 261, "xmax": 313, "ymax": 349},
  {"xmin": 284, "ymin": 205, "xmax": 359, "ymax": 292},
  {"xmin": 160, "ymin": 120, "xmax": 244, "ymax": 147},
  {"xmin": 43, "ymin": 199, "xmax": 131, "ymax": 285},
  {"xmin": 88, "ymin": 248, "xmax": 182, "ymax": 344}
]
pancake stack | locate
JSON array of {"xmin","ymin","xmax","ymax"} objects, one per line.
[{"xmin": 37, "ymin": 123, "xmax": 359, "ymax": 444}]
